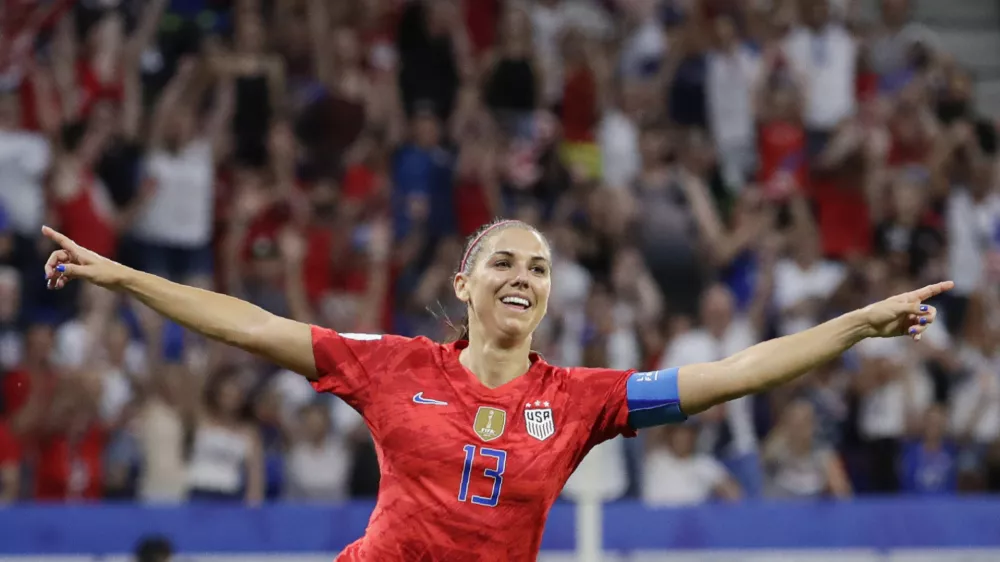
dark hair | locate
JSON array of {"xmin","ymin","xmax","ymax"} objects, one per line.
[
  {"xmin": 134, "ymin": 535, "xmax": 173, "ymax": 562},
  {"xmin": 203, "ymin": 367, "xmax": 245, "ymax": 417},
  {"xmin": 445, "ymin": 219, "xmax": 550, "ymax": 342},
  {"xmin": 60, "ymin": 122, "xmax": 88, "ymax": 153}
]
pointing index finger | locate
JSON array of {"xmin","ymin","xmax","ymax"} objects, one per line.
[
  {"xmin": 909, "ymin": 281, "xmax": 955, "ymax": 302},
  {"xmin": 41, "ymin": 226, "xmax": 74, "ymax": 250}
]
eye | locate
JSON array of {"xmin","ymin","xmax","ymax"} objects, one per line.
[
  {"xmin": 494, "ymin": 260, "xmax": 510, "ymax": 269},
  {"xmin": 531, "ymin": 265, "xmax": 547, "ymax": 275}
]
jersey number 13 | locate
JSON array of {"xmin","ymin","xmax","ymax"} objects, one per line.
[{"xmin": 458, "ymin": 445, "xmax": 507, "ymax": 507}]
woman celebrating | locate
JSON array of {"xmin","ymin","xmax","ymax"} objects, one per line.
[{"xmin": 41, "ymin": 219, "xmax": 950, "ymax": 561}]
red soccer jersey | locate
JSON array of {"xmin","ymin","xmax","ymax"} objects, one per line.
[{"xmin": 310, "ymin": 327, "xmax": 666, "ymax": 561}]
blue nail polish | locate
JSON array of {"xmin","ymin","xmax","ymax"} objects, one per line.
[
  {"xmin": 56, "ymin": 264, "xmax": 65, "ymax": 273},
  {"xmin": 919, "ymin": 317, "xmax": 927, "ymax": 326},
  {"xmin": 909, "ymin": 327, "xmax": 917, "ymax": 335},
  {"xmin": 920, "ymin": 305, "xmax": 928, "ymax": 312}
]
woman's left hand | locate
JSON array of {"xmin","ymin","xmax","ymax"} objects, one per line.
[{"xmin": 861, "ymin": 281, "xmax": 954, "ymax": 341}]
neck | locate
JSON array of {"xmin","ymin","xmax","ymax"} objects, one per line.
[{"xmin": 460, "ymin": 330, "xmax": 533, "ymax": 388}]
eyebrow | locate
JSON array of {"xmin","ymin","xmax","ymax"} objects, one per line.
[{"xmin": 491, "ymin": 250, "xmax": 550, "ymax": 262}]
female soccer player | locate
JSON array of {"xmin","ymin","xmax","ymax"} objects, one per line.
[{"xmin": 41, "ymin": 220, "xmax": 950, "ymax": 561}]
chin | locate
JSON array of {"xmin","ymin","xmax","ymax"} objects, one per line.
[{"xmin": 495, "ymin": 316, "xmax": 536, "ymax": 342}]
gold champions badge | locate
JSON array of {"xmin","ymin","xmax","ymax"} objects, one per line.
[{"xmin": 473, "ymin": 407, "xmax": 506, "ymax": 442}]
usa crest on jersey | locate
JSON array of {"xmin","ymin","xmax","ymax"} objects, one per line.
[{"xmin": 524, "ymin": 402, "xmax": 555, "ymax": 441}]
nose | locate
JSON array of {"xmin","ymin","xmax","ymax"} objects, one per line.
[{"xmin": 509, "ymin": 265, "xmax": 530, "ymax": 289}]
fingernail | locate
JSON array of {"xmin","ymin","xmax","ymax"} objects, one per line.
[
  {"xmin": 909, "ymin": 327, "xmax": 917, "ymax": 335},
  {"xmin": 919, "ymin": 317, "xmax": 927, "ymax": 325},
  {"xmin": 920, "ymin": 305, "xmax": 928, "ymax": 312},
  {"xmin": 56, "ymin": 264, "xmax": 65, "ymax": 273}
]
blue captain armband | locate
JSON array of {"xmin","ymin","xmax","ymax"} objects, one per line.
[{"xmin": 626, "ymin": 367, "xmax": 688, "ymax": 428}]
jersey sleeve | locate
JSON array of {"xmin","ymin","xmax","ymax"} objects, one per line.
[
  {"xmin": 574, "ymin": 366, "xmax": 689, "ymax": 445},
  {"xmin": 310, "ymin": 326, "xmax": 408, "ymax": 410}
]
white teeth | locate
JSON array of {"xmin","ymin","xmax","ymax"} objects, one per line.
[{"xmin": 501, "ymin": 296, "xmax": 530, "ymax": 308}]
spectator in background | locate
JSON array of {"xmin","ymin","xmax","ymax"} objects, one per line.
[
  {"xmin": 285, "ymin": 401, "xmax": 351, "ymax": 502},
  {"xmin": 754, "ymin": 56, "xmax": 808, "ymax": 203},
  {"xmin": 948, "ymin": 293, "xmax": 1000, "ymax": 490},
  {"xmin": 0, "ymin": 88, "xmax": 51, "ymax": 278},
  {"xmin": 617, "ymin": 0, "xmax": 666, "ymax": 82},
  {"xmin": 598, "ymin": 80, "xmax": 644, "ymax": 190},
  {"xmin": 772, "ymin": 204, "xmax": 846, "ymax": 336},
  {"xmin": 50, "ymin": 121, "xmax": 119, "ymax": 268},
  {"xmin": 0, "ymin": 267, "xmax": 22, "ymax": 371},
  {"xmin": 133, "ymin": 56, "xmax": 233, "ymax": 289},
  {"xmin": 249, "ymin": 382, "xmax": 288, "ymax": 501},
  {"xmin": 0, "ymin": 418, "xmax": 20, "ymax": 503},
  {"xmin": 705, "ymin": 12, "xmax": 760, "ymax": 192},
  {"xmin": 396, "ymin": 0, "xmax": 467, "ymax": 121},
  {"xmin": 136, "ymin": 364, "xmax": 189, "ymax": 504},
  {"xmin": 659, "ymin": 283, "xmax": 768, "ymax": 497},
  {"xmin": 782, "ymin": 0, "xmax": 857, "ymax": 156},
  {"xmin": 300, "ymin": 0, "xmax": 373, "ymax": 176},
  {"xmin": 641, "ymin": 418, "xmax": 742, "ymax": 506},
  {"xmin": 186, "ymin": 368, "xmax": 264, "ymax": 504},
  {"xmin": 945, "ymin": 154, "xmax": 1000, "ymax": 331},
  {"xmin": 405, "ymin": 237, "xmax": 465, "ymax": 340},
  {"xmin": 763, "ymin": 398, "xmax": 853, "ymax": 499},
  {"xmin": 33, "ymin": 374, "xmax": 107, "ymax": 502},
  {"xmin": 392, "ymin": 103, "xmax": 456, "ymax": 249},
  {"xmin": 852, "ymin": 318, "xmax": 937, "ymax": 492},
  {"xmin": 483, "ymin": 5, "xmax": 539, "ymax": 137},
  {"xmin": 222, "ymin": 6, "xmax": 284, "ymax": 168},
  {"xmin": 900, "ymin": 403, "xmax": 958, "ymax": 494}
]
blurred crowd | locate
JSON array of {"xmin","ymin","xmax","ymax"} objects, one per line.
[{"xmin": 0, "ymin": 0, "xmax": 998, "ymax": 507}]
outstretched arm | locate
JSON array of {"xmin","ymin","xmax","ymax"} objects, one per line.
[
  {"xmin": 676, "ymin": 281, "xmax": 954, "ymax": 415},
  {"xmin": 41, "ymin": 226, "xmax": 318, "ymax": 380}
]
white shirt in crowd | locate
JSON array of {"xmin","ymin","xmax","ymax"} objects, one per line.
[
  {"xmin": 619, "ymin": 16, "xmax": 666, "ymax": 79},
  {"xmin": 855, "ymin": 336, "xmax": 936, "ymax": 440},
  {"xmin": 946, "ymin": 188, "xmax": 1000, "ymax": 297},
  {"xmin": 706, "ymin": 45, "xmax": 760, "ymax": 151},
  {"xmin": 286, "ymin": 436, "xmax": 351, "ymax": 502},
  {"xmin": 561, "ymin": 437, "xmax": 629, "ymax": 502},
  {"xmin": 598, "ymin": 109, "xmax": 640, "ymax": 189},
  {"xmin": 187, "ymin": 422, "xmax": 253, "ymax": 494},
  {"xmin": 642, "ymin": 448, "xmax": 728, "ymax": 506},
  {"xmin": 133, "ymin": 139, "xmax": 216, "ymax": 248},
  {"xmin": 782, "ymin": 23, "xmax": 857, "ymax": 130},
  {"xmin": 0, "ymin": 129, "xmax": 50, "ymax": 235},
  {"xmin": 660, "ymin": 319, "xmax": 759, "ymax": 457},
  {"xmin": 765, "ymin": 444, "xmax": 837, "ymax": 499},
  {"xmin": 949, "ymin": 346, "xmax": 1000, "ymax": 444},
  {"xmin": 773, "ymin": 257, "xmax": 846, "ymax": 336}
]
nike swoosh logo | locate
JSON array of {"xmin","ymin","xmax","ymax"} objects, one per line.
[{"xmin": 413, "ymin": 392, "xmax": 448, "ymax": 406}]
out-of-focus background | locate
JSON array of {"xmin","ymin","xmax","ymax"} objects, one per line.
[{"xmin": 0, "ymin": 0, "xmax": 999, "ymax": 560}]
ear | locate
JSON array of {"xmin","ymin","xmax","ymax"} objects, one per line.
[{"xmin": 453, "ymin": 273, "xmax": 470, "ymax": 304}]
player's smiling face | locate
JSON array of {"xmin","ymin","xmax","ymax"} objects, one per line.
[{"xmin": 456, "ymin": 227, "xmax": 551, "ymax": 342}]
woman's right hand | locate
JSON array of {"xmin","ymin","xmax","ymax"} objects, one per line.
[{"xmin": 42, "ymin": 226, "xmax": 128, "ymax": 290}]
